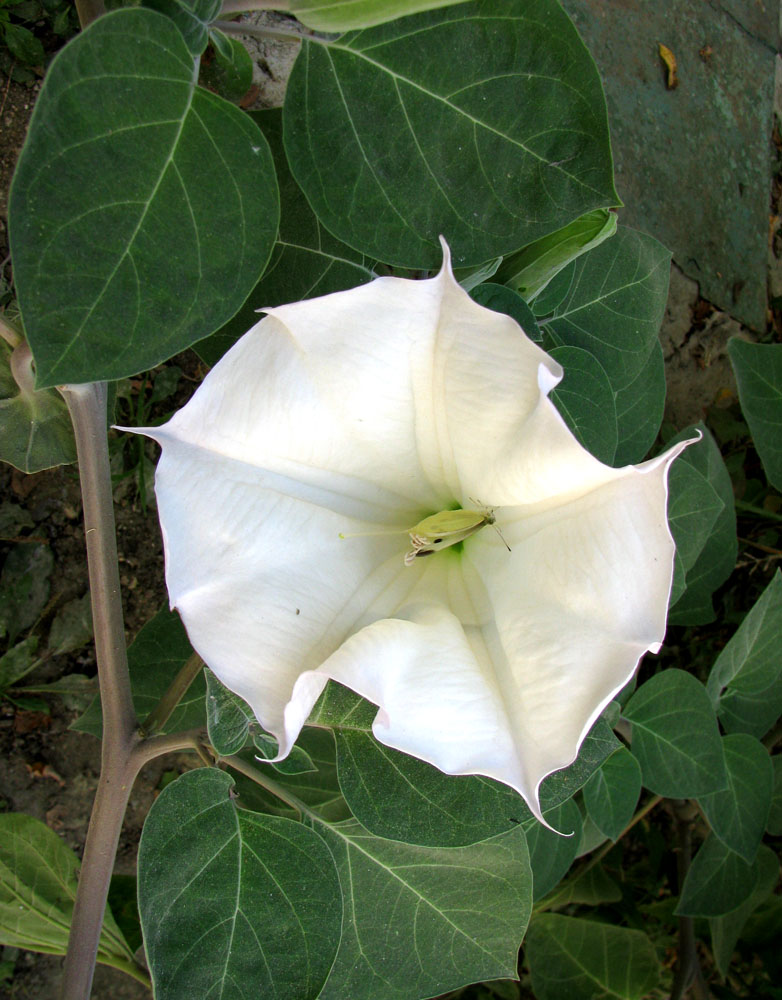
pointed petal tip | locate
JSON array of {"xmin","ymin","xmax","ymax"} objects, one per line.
[
  {"xmin": 437, "ymin": 235, "xmax": 453, "ymax": 276},
  {"xmin": 113, "ymin": 423, "xmax": 163, "ymax": 442}
]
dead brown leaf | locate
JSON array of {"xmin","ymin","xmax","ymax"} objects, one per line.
[{"xmin": 659, "ymin": 43, "xmax": 679, "ymax": 89}]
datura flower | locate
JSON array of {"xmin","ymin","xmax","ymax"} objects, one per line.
[{"xmin": 132, "ymin": 241, "xmax": 690, "ymax": 825}]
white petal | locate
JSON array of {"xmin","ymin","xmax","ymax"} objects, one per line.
[{"xmin": 466, "ymin": 436, "xmax": 694, "ymax": 802}]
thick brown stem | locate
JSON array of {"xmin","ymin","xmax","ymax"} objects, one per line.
[
  {"xmin": 59, "ymin": 383, "xmax": 139, "ymax": 1000},
  {"xmin": 670, "ymin": 800, "xmax": 713, "ymax": 1000}
]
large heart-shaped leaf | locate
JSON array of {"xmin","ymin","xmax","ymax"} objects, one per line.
[
  {"xmin": 138, "ymin": 768, "xmax": 341, "ymax": 1000},
  {"xmin": 283, "ymin": 0, "xmax": 618, "ymax": 267},
  {"xmin": 316, "ymin": 818, "xmax": 531, "ymax": 999},
  {"xmin": 9, "ymin": 7, "xmax": 279, "ymax": 388}
]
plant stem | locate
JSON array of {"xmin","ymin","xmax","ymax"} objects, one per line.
[
  {"xmin": 734, "ymin": 499, "xmax": 782, "ymax": 524},
  {"xmin": 221, "ymin": 753, "xmax": 306, "ymax": 817},
  {"xmin": 670, "ymin": 799, "xmax": 712, "ymax": 1000},
  {"xmin": 58, "ymin": 383, "xmax": 140, "ymax": 1000},
  {"xmin": 74, "ymin": 0, "xmax": 106, "ymax": 28},
  {"xmin": 213, "ymin": 18, "xmax": 307, "ymax": 44},
  {"xmin": 131, "ymin": 728, "xmax": 210, "ymax": 768},
  {"xmin": 140, "ymin": 652, "xmax": 204, "ymax": 736}
]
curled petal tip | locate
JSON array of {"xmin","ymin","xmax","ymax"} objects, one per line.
[{"xmin": 437, "ymin": 235, "xmax": 452, "ymax": 274}]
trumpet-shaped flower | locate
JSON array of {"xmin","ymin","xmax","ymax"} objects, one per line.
[{"xmin": 131, "ymin": 242, "xmax": 690, "ymax": 825}]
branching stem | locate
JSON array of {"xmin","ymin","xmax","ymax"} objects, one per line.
[
  {"xmin": 58, "ymin": 384, "xmax": 208, "ymax": 1000},
  {"xmin": 140, "ymin": 652, "xmax": 204, "ymax": 736}
]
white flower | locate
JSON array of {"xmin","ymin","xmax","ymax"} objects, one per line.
[{"xmin": 131, "ymin": 241, "xmax": 690, "ymax": 825}]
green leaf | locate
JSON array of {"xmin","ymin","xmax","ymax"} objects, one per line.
[
  {"xmin": 583, "ymin": 747, "xmax": 642, "ymax": 842},
  {"xmin": 0, "ymin": 636, "xmax": 39, "ymax": 691},
  {"xmin": 283, "ymin": 0, "xmax": 618, "ymax": 268},
  {"xmin": 624, "ymin": 669, "xmax": 727, "ymax": 797},
  {"xmin": 47, "ymin": 593, "xmax": 93, "ymax": 656},
  {"xmin": 668, "ymin": 425, "xmax": 737, "ymax": 625},
  {"xmin": 10, "ymin": 7, "xmax": 279, "ymax": 388},
  {"xmin": 496, "ymin": 207, "xmax": 617, "ymax": 300},
  {"xmin": 611, "ymin": 341, "xmax": 665, "ymax": 466},
  {"xmin": 72, "ymin": 606, "xmax": 205, "ymax": 737},
  {"xmin": 196, "ymin": 107, "xmax": 374, "ymax": 366},
  {"xmin": 524, "ymin": 798, "xmax": 582, "ymax": 901},
  {"xmin": 525, "ymin": 914, "xmax": 659, "ymax": 1000},
  {"xmin": 201, "ymin": 29, "xmax": 253, "ymax": 102},
  {"xmin": 289, "ymin": 0, "xmax": 472, "ymax": 31},
  {"xmin": 676, "ymin": 834, "xmax": 761, "ymax": 918},
  {"xmin": 706, "ymin": 570, "xmax": 782, "ymax": 739},
  {"xmin": 540, "ymin": 226, "xmax": 670, "ymax": 392},
  {"xmin": 709, "ymin": 845, "xmax": 780, "ymax": 976},
  {"xmin": 0, "ymin": 813, "xmax": 133, "ymax": 965},
  {"xmin": 0, "ymin": 339, "xmax": 76, "ymax": 473},
  {"xmin": 728, "ymin": 339, "xmax": 782, "ymax": 491},
  {"xmin": 317, "ymin": 819, "xmax": 531, "ymax": 999},
  {"xmin": 3, "ymin": 21, "xmax": 44, "ymax": 65},
  {"xmin": 334, "ymin": 715, "xmax": 617, "ymax": 846},
  {"xmin": 470, "ymin": 282, "xmax": 543, "ymax": 343},
  {"xmin": 143, "ymin": 0, "xmax": 221, "ymax": 55},
  {"xmin": 138, "ymin": 768, "xmax": 341, "ymax": 1000},
  {"xmin": 549, "ymin": 345, "xmax": 617, "ymax": 464},
  {"xmin": 667, "ymin": 431, "xmax": 724, "ymax": 607},
  {"xmin": 335, "ymin": 730, "xmax": 526, "ymax": 846},
  {"xmin": 769, "ymin": 754, "xmax": 782, "ymax": 836},
  {"xmin": 698, "ymin": 734, "xmax": 773, "ymax": 863},
  {"xmin": 307, "ymin": 679, "xmax": 378, "ymax": 731},
  {"xmin": 0, "ymin": 541, "xmax": 54, "ymax": 643}
]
